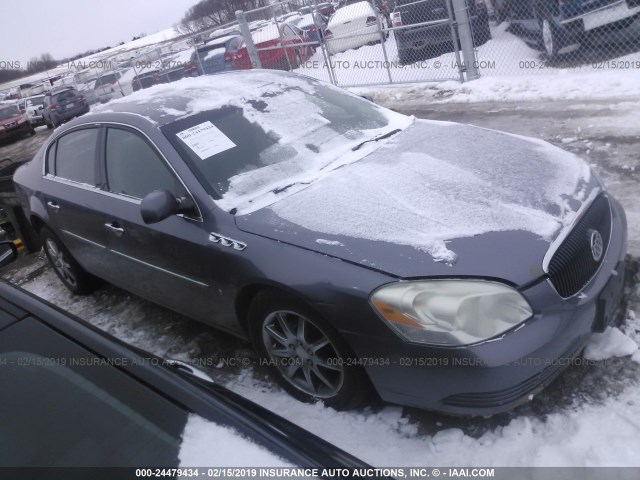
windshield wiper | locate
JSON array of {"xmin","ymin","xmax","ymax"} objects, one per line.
[{"xmin": 351, "ymin": 129, "xmax": 402, "ymax": 151}]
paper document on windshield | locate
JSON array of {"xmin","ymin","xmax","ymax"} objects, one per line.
[{"xmin": 176, "ymin": 121, "xmax": 236, "ymax": 160}]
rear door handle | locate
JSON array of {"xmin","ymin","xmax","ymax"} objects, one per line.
[
  {"xmin": 47, "ymin": 201, "xmax": 60, "ymax": 211},
  {"xmin": 104, "ymin": 222, "xmax": 124, "ymax": 237}
]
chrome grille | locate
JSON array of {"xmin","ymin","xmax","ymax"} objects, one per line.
[{"xmin": 547, "ymin": 194, "xmax": 612, "ymax": 298}]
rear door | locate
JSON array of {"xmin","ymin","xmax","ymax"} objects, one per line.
[
  {"xmin": 98, "ymin": 126, "xmax": 214, "ymax": 320},
  {"xmin": 42, "ymin": 127, "xmax": 116, "ymax": 278}
]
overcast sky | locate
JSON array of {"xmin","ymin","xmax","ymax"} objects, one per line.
[{"xmin": 1, "ymin": 0, "xmax": 200, "ymax": 65}]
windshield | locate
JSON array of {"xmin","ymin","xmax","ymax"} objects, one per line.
[
  {"xmin": 27, "ymin": 96, "xmax": 45, "ymax": 107},
  {"xmin": 160, "ymin": 76, "xmax": 411, "ymax": 213},
  {"xmin": 0, "ymin": 105, "xmax": 20, "ymax": 120}
]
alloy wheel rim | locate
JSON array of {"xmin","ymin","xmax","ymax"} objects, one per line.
[
  {"xmin": 262, "ymin": 310, "xmax": 344, "ymax": 398},
  {"xmin": 542, "ymin": 20, "xmax": 553, "ymax": 57},
  {"xmin": 45, "ymin": 238, "xmax": 77, "ymax": 287}
]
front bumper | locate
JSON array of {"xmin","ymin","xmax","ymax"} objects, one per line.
[
  {"xmin": 562, "ymin": 0, "xmax": 640, "ymax": 31},
  {"xmin": 340, "ymin": 195, "xmax": 628, "ymax": 415}
]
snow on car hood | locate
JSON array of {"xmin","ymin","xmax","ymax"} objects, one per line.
[{"xmin": 237, "ymin": 120, "xmax": 598, "ymax": 283}]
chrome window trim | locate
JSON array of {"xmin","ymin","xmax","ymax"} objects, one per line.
[
  {"xmin": 43, "ymin": 175, "xmax": 141, "ymax": 205},
  {"xmin": 111, "ymin": 249, "xmax": 209, "ymax": 287},
  {"xmin": 41, "ymin": 121, "xmax": 204, "ymax": 223}
]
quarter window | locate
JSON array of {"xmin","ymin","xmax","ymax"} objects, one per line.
[
  {"xmin": 55, "ymin": 128, "xmax": 98, "ymax": 185},
  {"xmin": 105, "ymin": 128, "xmax": 184, "ymax": 199}
]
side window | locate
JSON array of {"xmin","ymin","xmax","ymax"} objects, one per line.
[
  {"xmin": 55, "ymin": 129, "xmax": 98, "ymax": 185},
  {"xmin": 105, "ymin": 128, "xmax": 184, "ymax": 200}
]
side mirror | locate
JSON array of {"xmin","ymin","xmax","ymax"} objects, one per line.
[
  {"xmin": 140, "ymin": 190, "xmax": 196, "ymax": 224},
  {"xmin": 0, "ymin": 241, "xmax": 18, "ymax": 268},
  {"xmin": 38, "ymin": 105, "xmax": 44, "ymax": 111}
]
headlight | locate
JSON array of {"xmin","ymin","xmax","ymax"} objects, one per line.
[{"xmin": 370, "ymin": 280, "xmax": 533, "ymax": 346}]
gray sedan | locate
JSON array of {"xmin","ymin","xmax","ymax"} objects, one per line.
[{"xmin": 13, "ymin": 71, "xmax": 627, "ymax": 414}]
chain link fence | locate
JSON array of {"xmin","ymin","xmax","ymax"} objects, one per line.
[
  {"xmin": 476, "ymin": 0, "xmax": 640, "ymax": 77},
  {"xmin": 3, "ymin": 0, "xmax": 639, "ymax": 105}
]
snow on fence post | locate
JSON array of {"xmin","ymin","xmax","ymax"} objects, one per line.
[
  {"xmin": 451, "ymin": 0, "xmax": 479, "ymax": 81},
  {"xmin": 236, "ymin": 10, "xmax": 262, "ymax": 69}
]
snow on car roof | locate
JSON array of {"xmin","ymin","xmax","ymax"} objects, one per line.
[
  {"xmin": 202, "ymin": 35, "xmax": 239, "ymax": 47},
  {"xmin": 330, "ymin": 1, "xmax": 375, "ymax": 22},
  {"xmin": 251, "ymin": 24, "xmax": 282, "ymax": 44}
]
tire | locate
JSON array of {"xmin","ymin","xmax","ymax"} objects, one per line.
[
  {"xmin": 40, "ymin": 227, "xmax": 98, "ymax": 294},
  {"xmin": 248, "ymin": 290, "xmax": 372, "ymax": 410},
  {"xmin": 293, "ymin": 52, "xmax": 301, "ymax": 69},
  {"xmin": 29, "ymin": 128, "xmax": 36, "ymax": 136},
  {"xmin": 46, "ymin": 120, "xmax": 53, "ymax": 130},
  {"xmin": 540, "ymin": 16, "xmax": 565, "ymax": 60}
]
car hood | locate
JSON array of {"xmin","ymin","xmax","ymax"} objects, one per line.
[{"xmin": 235, "ymin": 120, "xmax": 599, "ymax": 285}]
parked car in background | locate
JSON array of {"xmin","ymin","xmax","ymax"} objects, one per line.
[
  {"xmin": 233, "ymin": 24, "xmax": 313, "ymax": 70},
  {"xmin": 192, "ymin": 35, "xmax": 243, "ymax": 75},
  {"xmin": 131, "ymin": 52, "xmax": 198, "ymax": 92},
  {"xmin": 0, "ymin": 242, "xmax": 371, "ymax": 469},
  {"xmin": 41, "ymin": 87, "xmax": 90, "ymax": 129},
  {"xmin": 292, "ymin": 13, "xmax": 329, "ymax": 44},
  {"xmin": 500, "ymin": 0, "xmax": 640, "ymax": 59},
  {"xmin": 391, "ymin": 0, "xmax": 491, "ymax": 64},
  {"xmin": 94, "ymin": 72, "xmax": 127, "ymax": 103},
  {"xmin": 131, "ymin": 69, "xmax": 166, "ymax": 91},
  {"xmin": 76, "ymin": 81, "xmax": 99, "ymax": 105},
  {"xmin": 317, "ymin": 2, "xmax": 337, "ymax": 15},
  {"xmin": 19, "ymin": 95, "xmax": 46, "ymax": 127},
  {"xmin": 14, "ymin": 71, "xmax": 627, "ymax": 415},
  {"xmin": 325, "ymin": 1, "xmax": 385, "ymax": 54},
  {"xmin": 0, "ymin": 104, "xmax": 35, "ymax": 142}
]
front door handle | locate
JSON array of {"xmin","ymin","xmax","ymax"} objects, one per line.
[
  {"xmin": 104, "ymin": 222, "xmax": 124, "ymax": 237},
  {"xmin": 47, "ymin": 201, "xmax": 60, "ymax": 211}
]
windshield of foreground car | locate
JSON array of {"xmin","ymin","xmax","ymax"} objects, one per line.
[
  {"xmin": 161, "ymin": 78, "xmax": 412, "ymax": 213},
  {"xmin": 0, "ymin": 106, "xmax": 20, "ymax": 120}
]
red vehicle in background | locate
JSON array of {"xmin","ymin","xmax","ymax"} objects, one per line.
[{"xmin": 232, "ymin": 23, "xmax": 313, "ymax": 70}]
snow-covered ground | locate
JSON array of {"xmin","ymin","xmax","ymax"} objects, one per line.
[
  {"xmin": 294, "ymin": 22, "xmax": 640, "ymax": 104},
  {"xmin": 9, "ymin": 259, "xmax": 639, "ymax": 467}
]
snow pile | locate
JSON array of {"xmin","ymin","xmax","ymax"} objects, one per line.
[
  {"xmin": 317, "ymin": 22, "xmax": 640, "ymax": 104},
  {"xmin": 225, "ymin": 367, "xmax": 640, "ymax": 467},
  {"xmin": 179, "ymin": 414, "xmax": 290, "ymax": 467},
  {"xmin": 271, "ymin": 120, "xmax": 592, "ymax": 262},
  {"xmin": 584, "ymin": 326, "xmax": 638, "ymax": 361}
]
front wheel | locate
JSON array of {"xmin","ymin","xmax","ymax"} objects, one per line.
[
  {"xmin": 249, "ymin": 290, "xmax": 372, "ymax": 410},
  {"xmin": 541, "ymin": 17, "xmax": 565, "ymax": 60},
  {"xmin": 40, "ymin": 227, "xmax": 98, "ymax": 294}
]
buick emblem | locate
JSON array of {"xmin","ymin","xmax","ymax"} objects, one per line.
[{"xmin": 590, "ymin": 230, "xmax": 603, "ymax": 262}]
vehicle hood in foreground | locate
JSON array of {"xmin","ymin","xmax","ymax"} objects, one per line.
[{"xmin": 236, "ymin": 120, "xmax": 599, "ymax": 285}]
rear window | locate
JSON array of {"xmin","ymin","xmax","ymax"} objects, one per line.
[
  {"xmin": 52, "ymin": 90, "xmax": 78, "ymax": 103},
  {"xmin": 26, "ymin": 97, "xmax": 45, "ymax": 107},
  {"xmin": 95, "ymin": 74, "xmax": 118, "ymax": 87}
]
